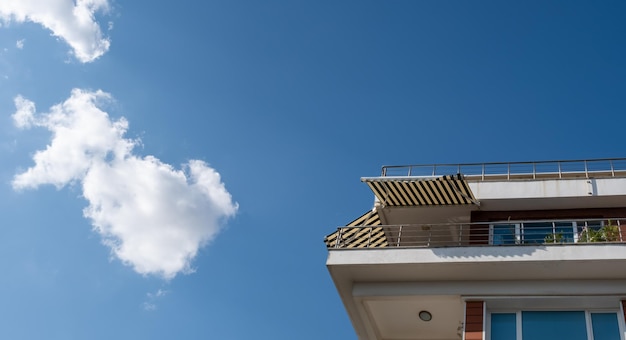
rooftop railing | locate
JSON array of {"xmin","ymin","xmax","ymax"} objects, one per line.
[
  {"xmin": 380, "ymin": 158, "xmax": 626, "ymax": 181},
  {"xmin": 328, "ymin": 218, "xmax": 626, "ymax": 249}
]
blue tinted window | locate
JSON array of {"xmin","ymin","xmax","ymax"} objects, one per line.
[
  {"xmin": 522, "ymin": 223, "xmax": 553, "ymax": 244},
  {"xmin": 591, "ymin": 313, "xmax": 620, "ymax": 340},
  {"xmin": 493, "ymin": 224, "xmax": 516, "ymax": 245},
  {"xmin": 491, "ymin": 313, "xmax": 516, "ymax": 340},
  {"xmin": 554, "ymin": 222, "xmax": 575, "ymax": 243},
  {"xmin": 522, "ymin": 311, "xmax": 587, "ymax": 340}
]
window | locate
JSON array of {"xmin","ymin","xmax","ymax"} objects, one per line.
[
  {"xmin": 489, "ymin": 221, "xmax": 604, "ymax": 245},
  {"xmin": 491, "ymin": 224, "xmax": 519, "ymax": 245},
  {"xmin": 489, "ymin": 311, "xmax": 622, "ymax": 340}
]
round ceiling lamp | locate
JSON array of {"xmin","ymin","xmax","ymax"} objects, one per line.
[{"xmin": 418, "ymin": 310, "xmax": 432, "ymax": 322}]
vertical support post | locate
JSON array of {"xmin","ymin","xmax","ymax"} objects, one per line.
[
  {"xmin": 335, "ymin": 228, "xmax": 343, "ymax": 249},
  {"xmin": 507, "ymin": 163, "xmax": 510, "ymax": 180},
  {"xmin": 427, "ymin": 227, "xmax": 432, "ymax": 247},
  {"xmin": 482, "ymin": 164, "xmax": 485, "ymax": 181},
  {"xmin": 620, "ymin": 300, "xmax": 626, "ymax": 337},
  {"xmin": 611, "ymin": 159, "xmax": 615, "ymax": 177},
  {"xmin": 459, "ymin": 224, "xmax": 463, "ymax": 246}
]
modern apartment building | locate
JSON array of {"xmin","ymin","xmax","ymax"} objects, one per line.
[{"xmin": 324, "ymin": 158, "xmax": 626, "ymax": 340}]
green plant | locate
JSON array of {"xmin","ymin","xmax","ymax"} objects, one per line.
[
  {"xmin": 578, "ymin": 227, "xmax": 601, "ymax": 242},
  {"xmin": 602, "ymin": 224, "xmax": 620, "ymax": 241},
  {"xmin": 544, "ymin": 232, "xmax": 564, "ymax": 244},
  {"xmin": 579, "ymin": 221, "xmax": 621, "ymax": 243}
]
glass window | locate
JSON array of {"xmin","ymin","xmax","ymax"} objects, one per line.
[
  {"xmin": 591, "ymin": 313, "xmax": 621, "ymax": 340},
  {"xmin": 521, "ymin": 311, "xmax": 587, "ymax": 340},
  {"xmin": 553, "ymin": 222, "xmax": 576, "ymax": 243},
  {"xmin": 490, "ymin": 313, "xmax": 516, "ymax": 340},
  {"xmin": 489, "ymin": 310, "xmax": 622, "ymax": 340},
  {"xmin": 490, "ymin": 222, "xmax": 579, "ymax": 245},
  {"xmin": 492, "ymin": 224, "xmax": 518, "ymax": 245},
  {"xmin": 521, "ymin": 223, "xmax": 554, "ymax": 244}
]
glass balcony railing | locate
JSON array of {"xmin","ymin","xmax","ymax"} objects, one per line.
[
  {"xmin": 379, "ymin": 158, "xmax": 626, "ymax": 180},
  {"xmin": 327, "ymin": 218, "xmax": 626, "ymax": 249}
]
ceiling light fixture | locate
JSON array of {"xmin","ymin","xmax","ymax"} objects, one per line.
[{"xmin": 418, "ymin": 310, "xmax": 432, "ymax": 322}]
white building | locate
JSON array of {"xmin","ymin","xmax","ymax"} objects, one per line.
[{"xmin": 325, "ymin": 158, "xmax": 626, "ymax": 340}]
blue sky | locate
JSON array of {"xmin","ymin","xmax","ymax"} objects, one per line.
[{"xmin": 0, "ymin": 1, "xmax": 625, "ymax": 339}]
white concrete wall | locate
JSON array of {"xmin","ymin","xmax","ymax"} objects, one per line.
[{"xmin": 469, "ymin": 178, "xmax": 626, "ymax": 200}]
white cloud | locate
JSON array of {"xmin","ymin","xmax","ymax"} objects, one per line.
[
  {"xmin": 143, "ymin": 288, "xmax": 169, "ymax": 311},
  {"xmin": 147, "ymin": 289, "xmax": 168, "ymax": 299},
  {"xmin": 16, "ymin": 39, "xmax": 24, "ymax": 49},
  {"xmin": 142, "ymin": 302, "xmax": 157, "ymax": 311},
  {"xmin": 12, "ymin": 95, "xmax": 36, "ymax": 129},
  {"xmin": 12, "ymin": 89, "xmax": 238, "ymax": 279},
  {"xmin": 0, "ymin": 0, "xmax": 111, "ymax": 62}
]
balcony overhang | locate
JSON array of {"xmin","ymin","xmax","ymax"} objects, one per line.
[
  {"xmin": 327, "ymin": 245, "xmax": 626, "ymax": 281},
  {"xmin": 327, "ymin": 245, "xmax": 626, "ymax": 340}
]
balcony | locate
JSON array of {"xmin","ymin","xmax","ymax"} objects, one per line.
[
  {"xmin": 326, "ymin": 218, "xmax": 626, "ymax": 249},
  {"xmin": 379, "ymin": 158, "xmax": 626, "ymax": 180},
  {"xmin": 326, "ymin": 217, "xmax": 626, "ymax": 340}
]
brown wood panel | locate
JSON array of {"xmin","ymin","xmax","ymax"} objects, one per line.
[
  {"xmin": 622, "ymin": 300, "xmax": 626, "ymax": 323},
  {"xmin": 465, "ymin": 331, "xmax": 483, "ymax": 340},
  {"xmin": 466, "ymin": 307, "xmax": 484, "ymax": 316},
  {"xmin": 465, "ymin": 301, "xmax": 483, "ymax": 340},
  {"xmin": 465, "ymin": 315, "xmax": 483, "ymax": 323},
  {"xmin": 466, "ymin": 301, "xmax": 484, "ymax": 311},
  {"xmin": 465, "ymin": 323, "xmax": 483, "ymax": 332}
]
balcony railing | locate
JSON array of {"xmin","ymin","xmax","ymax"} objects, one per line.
[
  {"xmin": 328, "ymin": 218, "xmax": 626, "ymax": 249},
  {"xmin": 380, "ymin": 158, "xmax": 626, "ymax": 181}
]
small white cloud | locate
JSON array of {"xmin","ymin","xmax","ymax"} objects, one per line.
[
  {"xmin": 16, "ymin": 39, "xmax": 24, "ymax": 49},
  {"xmin": 12, "ymin": 89, "xmax": 238, "ymax": 279},
  {"xmin": 0, "ymin": 0, "xmax": 111, "ymax": 62},
  {"xmin": 12, "ymin": 95, "xmax": 36, "ymax": 128},
  {"xmin": 143, "ymin": 288, "xmax": 169, "ymax": 311},
  {"xmin": 147, "ymin": 289, "xmax": 168, "ymax": 299},
  {"xmin": 142, "ymin": 302, "xmax": 156, "ymax": 311}
]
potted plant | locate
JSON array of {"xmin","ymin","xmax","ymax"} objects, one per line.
[{"xmin": 579, "ymin": 221, "xmax": 621, "ymax": 242}]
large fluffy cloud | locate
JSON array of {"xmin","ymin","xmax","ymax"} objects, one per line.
[
  {"xmin": 0, "ymin": 0, "xmax": 111, "ymax": 62},
  {"xmin": 12, "ymin": 89, "xmax": 238, "ymax": 279}
]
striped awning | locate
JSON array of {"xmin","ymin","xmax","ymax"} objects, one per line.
[
  {"xmin": 362, "ymin": 174, "xmax": 477, "ymax": 206},
  {"xmin": 324, "ymin": 210, "xmax": 388, "ymax": 249}
]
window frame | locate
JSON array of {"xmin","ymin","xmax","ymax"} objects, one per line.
[
  {"xmin": 489, "ymin": 221, "xmax": 583, "ymax": 245},
  {"xmin": 486, "ymin": 309, "xmax": 625, "ymax": 340}
]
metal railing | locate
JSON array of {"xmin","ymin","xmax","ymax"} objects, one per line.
[
  {"xmin": 330, "ymin": 218, "xmax": 626, "ymax": 249},
  {"xmin": 380, "ymin": 158, "xmax": 626, "ymax": 180}
]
